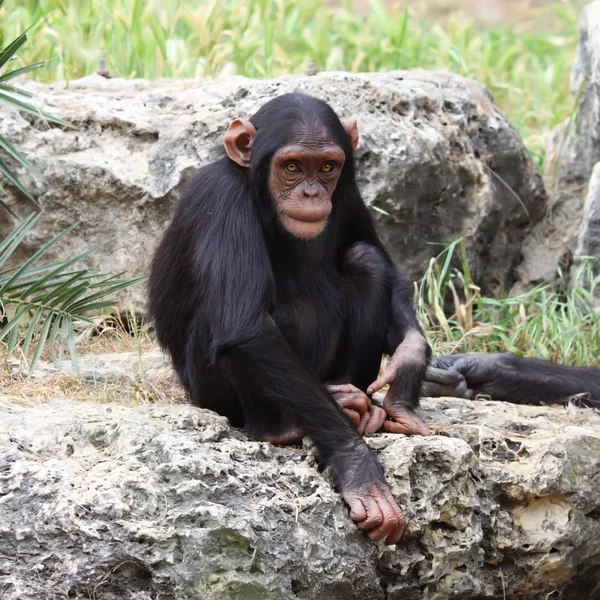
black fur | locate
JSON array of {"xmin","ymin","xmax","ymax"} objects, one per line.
[
  {"xmin": 148, "ymin": 93, "xmax": 428, "ymax": 492},
  {"xmin": 432, "ymin": 353, "xmax": 600, "ymax": 407}
]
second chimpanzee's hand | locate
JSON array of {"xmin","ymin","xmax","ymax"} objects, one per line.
[{"xmin": 421, "ymin": 353, "xmax": 511, "ymax": 399}]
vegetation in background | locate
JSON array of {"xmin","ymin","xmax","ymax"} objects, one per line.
[
  {"xmin": 0, "ymin": 12, "xmax": 72, "ymax": 215},
  {"xmin": 419, "ymin": 240, "xmax": 600, "ymax": 366},
  {"xmin": 0, "ymin": 17, "xmax": 146, "ymax": 373},
  {"xmin": 0, "ymin": 0, "xmax": 582, "ymax": 168}
]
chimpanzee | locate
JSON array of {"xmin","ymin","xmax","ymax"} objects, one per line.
[
  {"xmin": 148, "ymin": 92, "xmax": 431, "ymax": 544},
  {"xmin": 422, "ymin": 353, "xmax": 600, "ymax": 407}
]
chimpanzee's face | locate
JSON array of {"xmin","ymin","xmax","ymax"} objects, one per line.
[
  {"xmin": 267, "ymin": 135, "xmax": 345, "ymax": 240},
  {"xmin": 223, "ymin": 116, "xmax": 359, "ymax": 240}
]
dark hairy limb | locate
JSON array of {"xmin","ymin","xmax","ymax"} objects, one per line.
[
  {"xmin": 368, "ymin": 326, "xmax": 432, "ymax": 436},
  {"xmin": 223, "ymin": 318, "xmax": 405, "ymax": 544},
  {"xmin": 332, "ymin": 233, "xmax": 432, "ymax": 437},
  {"xmin": 422, "ymin": 353, "xmax": 600, "ymax": 407}
]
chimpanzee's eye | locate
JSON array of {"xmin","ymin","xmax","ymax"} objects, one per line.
[
  {"xmin": 285, "ymin": 162, "xmax": 301, "ymax": 173},
  {"xmin": 320, "ymin": 163, "xmax": 335, "ymax": 174}
]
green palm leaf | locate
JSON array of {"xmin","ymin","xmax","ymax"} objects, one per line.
[
  {"xmin": 0, "ymin": 20, "xmax": 145, "ymax": 374},
  {"xmin": 0, "ymin": 218, "xmax": 146, "ymax": 373},
  {"xmin": 0, "ymin": 25, "xmax": 76, "ymax": 211}
]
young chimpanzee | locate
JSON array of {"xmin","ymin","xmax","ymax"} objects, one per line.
[
  {"xmin": 423, "ymin": 353, "xmax": 600, "ymax": 407},
  {"xmin": 148, "ymin": 92, "xmax": 431, "ymax": 545}
]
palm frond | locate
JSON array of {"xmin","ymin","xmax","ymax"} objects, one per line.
[
  {"xmin": 0, "ymin": 26, "xmax": 76, "ymax": 212},
  {"xmin": 0, "ymin": 217, "xmax": 146, "ymax": 373}
]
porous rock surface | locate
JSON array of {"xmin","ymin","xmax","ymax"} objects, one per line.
[
  {"xmin": 1, "ymin": 393, "xmax": 599, "ymax": 599},
  {"xmin": 548, "ymin": 1, "xmax": 600, "ymax": 190},
  {"xmin": 523, "ymin": 1, "xmax": 600, "ymax": 290},
  {"xmin": 1, "ymin": 70, "xmax": 545, "ymax": 305}
]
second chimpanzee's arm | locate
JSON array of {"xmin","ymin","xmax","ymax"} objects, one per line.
[{"xmin": 423, "ymin": 353, "xmax": 600, "ymax": 407}]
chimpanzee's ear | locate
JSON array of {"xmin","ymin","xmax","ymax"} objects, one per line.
[
  {"xmin": 224, "ymin": 118, "xmax": 256, "ymax": 167},
  {"xmin": 344, "ymin": 120, "xmax": 359, "ymax": 151}
]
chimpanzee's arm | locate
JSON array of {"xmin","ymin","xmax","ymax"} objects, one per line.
[
  {"xmin": 367, "ymin": 272, "xmax": 432, "ymax": 435},
  {"xmin": 423, "ymin": 353, "xmax": 600, "ymax": 407},
  {"xmin": 216, "ymin": 317, "xmax": 404, "ymax": 543},
  {"xmin": 342, "ymin": 198, "xmax": 431, "ymax": 435}
]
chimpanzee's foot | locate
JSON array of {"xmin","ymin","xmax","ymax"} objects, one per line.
[
  {"xmin": 381, "ymin": 404, "xmax": 431, "ymax": 436},
  {"xmin": 257, "ymin": 427, "xmax": 304, "ymax": 446}
]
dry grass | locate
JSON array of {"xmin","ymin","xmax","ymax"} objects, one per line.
[
  {"xmin": 0, "ymin": 357, "xmax": 186, "ymax": 407},
  {"xmin": 1, "ymin": 311, "xmax": 185, "ymax": 406}
]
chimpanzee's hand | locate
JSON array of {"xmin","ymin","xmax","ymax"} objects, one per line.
[
  {"xmin": 420, "ymin": 363, "xmax": 473, "ymax": 399},
  {"xmin": 327, "ymin": 384, "xmax": 388, "ymax": 434},
  {"xmin": 421, "ymin": 353, "xmax": 510, "ymax": 399},
  {"xmin": 337, "ymin": 453, "xmax": 406, "ymax": 544}
]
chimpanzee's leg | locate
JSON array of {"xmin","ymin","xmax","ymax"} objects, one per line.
[
  {"xmin": 328, "ymin": 242, "xmax": 431, "ymax": 436},
  {"xmin": 327, "ymin": 242, "xmax": 390, "ymax": 389},
  {"xmin": 232, "ymin": 242, "xmax": 391, "ymax": 445}
]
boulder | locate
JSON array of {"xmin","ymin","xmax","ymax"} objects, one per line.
[
  {"xmin": 524, "ymin": 1, "xmax": 600, "ymax": 288},
  {"xmin": 1, "ymin": 394, "xmax": 599, "ymax": 599},
  {"xmin": 574, "ymin": 162, "xmax": 600, "ymax": 277},
  {"xmin": 0, "ymin": 70, "xmax": 545, "ymax": 308},
  {"xmin": 548, "ymin": 1, "xmax": 600, "ymax": 190}
]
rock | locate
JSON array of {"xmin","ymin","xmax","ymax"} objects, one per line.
[
  {"xmin": 1, "ymin": 395, "xmax": 599, "ymax": 599},
  {"xmin": 575, "ymin": 161, "xmax": 600, "ymax": 262},
  {"xmin": 28, "ymin": 350, "xmax": 175, "ymax": 385},
  {"xmin": 531, "ymin": 2, "xmax": 600, "ymax": 287},
  {"xmin": 551, "ymin": 1, "xmax": 600, "ymax": 188},
  {"xmin": 1, "ymin": 71, "xmax": 545, "ymax": 308}
]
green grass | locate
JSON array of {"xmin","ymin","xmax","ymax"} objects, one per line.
[
  {"xmin": 0, "ymin": 0, "xmax": 582, "ymax": 168},
  {"xmin": 419, "ymin": 240, "xmax": 600, "ymax": 366}
]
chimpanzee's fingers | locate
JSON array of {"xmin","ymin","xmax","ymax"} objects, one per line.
[
  {"xmin": 343, "ymin": 408, "xmax": 361, "ymax": 428},
  {"xmin": 364, "ymin": 406, "xmax": 387, "ymax": 433},
  {"xmin": 368, "ymin": 492, "xmax": 406, "ymax": 544},
  {"xmin": 345, "ymin": 495, "xmax": 367, "ymax": 522},
  {"xmin": 367, "ymin": 366, "xmax": 397, "ymax": 396},
  {"xmin": 383, "ymin": 404, "xmax": 432, "ymax": 436},
  {"xmin": 385, "ymin": 509, "xmax": 406, "ymax": 545},
  {"xmin": 356, "ymin": 496, "xmax": 384, "ymax": 531},
  {"xmin": 430, "ymin": 355, "xmax": 465, "ymax": 370},
  {"xmin": 337, "ymin": 393, "xmax": 371, "ymax": 415},
  {"xmin": 383, "ymin": 419, "xmax": 432, "ymax": 436},
  {"xmin": 453, "ymin": 379, "xmax": 469, "ymax": 397},
  {"xmin": 357, "ymin": 410, "xmax": 371, "ymax": 435},
  {"xmin": 425, "ymin": 365, "xmax": 463, "ymax": 385}
]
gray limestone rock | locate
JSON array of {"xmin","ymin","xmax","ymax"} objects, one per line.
[
  {"xmin": 575, "ymin": 162, "xmax": 600, "ymax": 261},
  {"xmin": 528, "ymin": 2, "xmax": 600, "ymax": 287},
  {"xmin": 0, "ymin": 395, "xmax": 599, "ymax": 599},
  {"xmin": 1, "ymin": 71, "xmax": 545, "ymax": 308}
]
